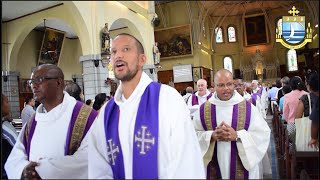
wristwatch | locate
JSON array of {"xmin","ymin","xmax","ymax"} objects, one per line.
[{"xmin": 235, "ymin": 132, "xmax": 241, "ymax": 142}]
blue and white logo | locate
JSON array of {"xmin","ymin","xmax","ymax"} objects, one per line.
[
  {"xmin": 276, "ymin": 6, "xmax": 313, "ymax": 49},
  {"xmin": 282, "ymin": 21, "xmax": 305, "ymax": 44}
]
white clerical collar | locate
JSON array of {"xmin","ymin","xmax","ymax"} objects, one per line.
[
  {"xmin": 196, "ymin": 89, "xmax": 211, "ymax": 97},
  {"xmin": 114, "ymin": 72, "xmax": 152, "ymax": 106},
  {"xmin": 210, "ymin": 90, "xmax": 244, "ymax": 106},
  {"xmin": 35, "ymin": 92, "xmax": 73, "ymax": 123}
]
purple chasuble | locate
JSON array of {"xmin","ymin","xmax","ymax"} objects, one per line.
[
  {"xmin": 199, "ymin": 100, "xmax": 251, "ymax": 180},
  {"xmin": 192, "ymin": 93, "xmax": 212, "ymax": 105},
  {"xmin": 104, "ymin": 82, "xmax": 161, "ymax": 179},
  {"xmin": 23, "ymin": 101, "xmax": 97, "ymax": 159}
]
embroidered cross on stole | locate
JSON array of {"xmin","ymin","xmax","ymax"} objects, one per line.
[
  {"xmin": 23, "ymin": 101, "xmax": 98, "ymax": 159},
  {"xmin": 104, "ymin": 82, "xmax": 161, "ymax": 179},
  {"xmin": 199, "ymin": 100, "xmax": 251, "ymax": 180},
  {"xmin": 192, "ymin": 93, "xmax": 213, "ymax": 105}
]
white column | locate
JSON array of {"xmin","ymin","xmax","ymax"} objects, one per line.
[{"xmin": 80, "ymin": 54, "xmax": 110, "ymax": 101}]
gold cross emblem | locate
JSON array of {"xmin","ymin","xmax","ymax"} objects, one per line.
[{"xmin": 288, "ymin": 6, "xmax": 299, "ymax": 16}]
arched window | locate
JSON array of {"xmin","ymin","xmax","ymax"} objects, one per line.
[
  {"xmin": 223, "ymin": 56, "xmax": 233, "ymax": 73},
  {"xmin": 287, "ymin": 49, "xmax": 298, "ymax": 71},
  {"xmin": 227, "ymin": 26, "xmax": 236, "ymax": 42},
  {"xmin": 277, "ymin": 18, "xmax": 283, "ymax": 35},
  {"xmin": 215, "ymin": 27, "xmax": 224, "ymax": 43}
]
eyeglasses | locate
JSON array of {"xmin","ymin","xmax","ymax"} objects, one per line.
[
  {"xmin": 28, "ymin": 77, "xmax": 59, "ymax": 86},
  {"xmin": 216, "ymin": 82, "xmax": 234, "ymax": 88},
  {"xmin": 234, "ymin": 83, "xmax": 244, "ymax": 87}
]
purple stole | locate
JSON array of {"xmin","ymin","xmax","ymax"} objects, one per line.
[
  {"xmin": 250, "ymin": 93, "xmax": 259, "ymax": 106},
  {"xmin": 192, "ymin": 92, "xmax": 213, "ymax": 105},
  {"xmin": 104, "ymin": 82, "xmax": 161, "ymax": 179},
  {"xmin": 199, "ymin": 100, "xmax": 251, "ymax": 180},
  {"xmin": 23, "ymin": 101, "xmax": 98, "ymax": 159}
]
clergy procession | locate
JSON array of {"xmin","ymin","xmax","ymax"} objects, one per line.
[
  {"xmin": 2, "ymin": 32, "xmax": 319, "ymax": 179},
  {"xmin": 1, "ymin": 1, "xmax": 319, "ymax": 179}
]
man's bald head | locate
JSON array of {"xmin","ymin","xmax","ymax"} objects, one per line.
[
  {"xmin": 214, "ymin": 69, "xmax": 233, "ymax": 85},
  {"xmin": 35, "ymin": 64, "xmax": 64, "ymax": 80}
]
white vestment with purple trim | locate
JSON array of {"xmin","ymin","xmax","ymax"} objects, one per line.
[
  {"xmin": 5, "ymin": 92, "xmax": 91, "ymax": 179},
  {"xmin": 193, "ymin": 90, "xmax": 271, "ymax": 179},
  {"xmin": 88, "ymin": 72, "xmax": 205, "ymax": 179}
]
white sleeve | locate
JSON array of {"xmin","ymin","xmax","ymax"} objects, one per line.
[
  {"xmin": 88, "ymin": 103, "xmax": 113, "ymax": 179},
  {"xmin": 187, "ymin": 95, "xmax": 200, "ymax": 117},
  {"xmin": 34, "ymin": 133, "xmax": 91, "ymax": 179},
  {"xmin": 192, "ymin": 109, "xmax": 215, "ymax": 168},
  {"xmin": 4, "ymin": 125, "xmax": 30, "ymax": 179},
  {"xmin": 236, "ymin": 104, "xmax": 271, "ymax": 170}
]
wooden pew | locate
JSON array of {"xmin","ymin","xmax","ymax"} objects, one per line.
[
  {"xmin": 278, "ymin": 119, "xmax": 287, "ymax": 178},
  {"xmin": 291, "ymin": 150, "xmax": 319, "ymax": 179},
  {"xmin": 284, "ymin": 128, "xmax": 292, "ymax": 179}
]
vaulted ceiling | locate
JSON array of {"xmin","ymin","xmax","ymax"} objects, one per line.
[{"xmin": 2, "ymin": 1, "xmax": 319, "ymax": 38}]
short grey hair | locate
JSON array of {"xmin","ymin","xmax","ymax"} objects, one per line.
[{"xmin": 281, "ymin": 76, "xmax": 290, "ymax": 85}]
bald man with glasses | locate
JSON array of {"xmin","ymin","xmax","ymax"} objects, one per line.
[
  {"xmin": 5, "ymin": 64, "xmax": 98, "ymax": 179},
  {"xmin": 193, "ymin": 69, "xmax": 270, "ymax": 179}
]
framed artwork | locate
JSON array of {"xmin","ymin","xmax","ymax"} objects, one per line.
[
  {"xmin": 154, "ymin": 24, "xmax": 193, "ymax": 59},
  {"xmin": 244, "ymin": 14, "xmax": 269, "ymax": 46},
  {"xmin": 38, "ymin": 28, "xmax": 65, "ymax": 65},
  {"xmin": 19, "ymin": 79, "xmax": 32, "ymax": 93},
  {"xmin": 192, "ymin": 67, "xmax": 202, "ymax": 82}
]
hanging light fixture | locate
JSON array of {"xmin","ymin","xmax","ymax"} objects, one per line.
[{"xmin": 43, "ymin": 19, "xmax": 47, "ymax": 31}]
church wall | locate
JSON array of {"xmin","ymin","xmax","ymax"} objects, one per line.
[
  {"xmin": 209, "ymin": 1, "xmax": 317, "ymax": 76},
  {"xmin": 155, "ymin": 1, "xmax": 213, "ymax": 73},
  {"xmin": 58, "ymin": 38, "xmax": 82, "ymax": 80},
  {"xmin": 16, "ymin": 30, "xmax": 82, "ymax": 80},
  {"xmin": 16, "ymin": 30, "xmax": 42, "ymax": 79}
]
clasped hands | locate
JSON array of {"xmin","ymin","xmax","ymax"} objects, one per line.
[
  {"xmin": 21, "ymin": 161, "xmax": 41, "ymax": 180},
  {"xmin": 211, "ymin": 121, "xmax": 237, "ymax": 142}
]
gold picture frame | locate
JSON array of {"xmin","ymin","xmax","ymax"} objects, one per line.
[
  {"xmin": 244, "ymin": 13, "xmax": 269, "ymax": 46},
  {"xmin": 38, "ymin": 28, "xmax": 65, "ymax": 65},
  {"xmin": 155, "ymin": 24, "xmax": 193, "ymax": 59}
]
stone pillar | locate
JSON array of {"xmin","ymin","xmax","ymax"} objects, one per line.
[
  {"xmin": 80, "ymin": 54, "xmax": 110, "ymax": 101},
  {"xmin": 72, "ymin": 74, "xmax": 84, "ymax": 91},
  {"xmin": 143, "ymin": 64, "xmax": 158, "ymax": 82},
  {"xmin": 2, "ymin": 71, "xmax": 20, "ymax": 118}
]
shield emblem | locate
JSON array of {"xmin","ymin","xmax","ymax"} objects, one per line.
[{"xmin": 282, "ymin": 16, "xmax": 305, "ymax": 45}]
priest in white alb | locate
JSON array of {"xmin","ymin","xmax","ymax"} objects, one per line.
[
  {"xmin": 87, "ymin": 33, "xmax": 205, "ymax": 179},
  {"xmin": 187, "ymin": 79, "xmax": 212, "ymax": 118},
  {"xmin": 193, "ymin": 69, "xmax": 271, "ymax": 179},
  {"xmin": 5, "ymin": 64, "xmax": 97, "ymax": 179}
]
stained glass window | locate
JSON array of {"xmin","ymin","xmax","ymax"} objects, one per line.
[
  {"xmin": 227, "ymin": 26, "xmax": 236, "ymax": 42},
  {"xmin": 215, "ymin": 27, "xmax": 223, "ymax": 43},
  {"xmin": 223, "ymin": 56, "xmax": 233, "ymax": 73},
  {"xmin": 287, "ymin": 49, "xmax": 298, "ymax": 71},
  {"xmin": 277, "ymin": 18, "xmax": 283, "ymax": 35}
]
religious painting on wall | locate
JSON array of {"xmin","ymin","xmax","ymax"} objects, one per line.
[
  {"xmin": 19, "ymin": 79, "xmax": 32, "ymax": 93},
  {"xmin": 38, "ymin": 28, "xmax": 65, "ymax": 66},
  {"xmin": 192, "ymin": 67, "xmax": 202, "ymax": 83},
  {"xmin": 154, "ymin": 24, "xmax": 193, "ymax": 59},
  {"xmin": 244, "ymin": 14, "xmax": 269, "ymax": 46}
]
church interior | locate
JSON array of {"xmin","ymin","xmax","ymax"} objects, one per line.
[{"xmin": 1, "ymin": 1, "xmax": 319, "ymax": 179}]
